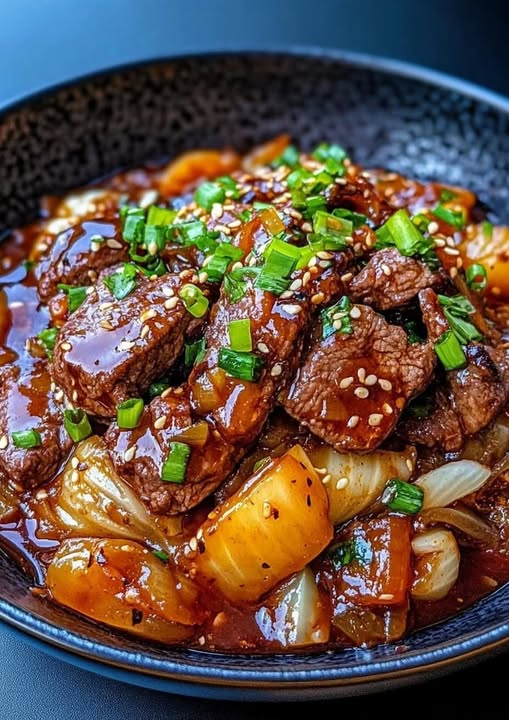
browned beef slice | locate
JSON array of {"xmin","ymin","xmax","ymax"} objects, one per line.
[
  {"xmin": 281, "ymin": 303, "xmax": 436, "ymax": 451},
  {"xmin": 400, "ymin": 388, "xmax": 464, "ymax": 452},
  {"xmin": 36, "ymin": 219, "xmax": 126, "ymax": 301},
  {"xmin": 349, "ymin": 248, "xmax": 444, "ymax": 310},
  {"xmin": 0, "ymin": 361, "xmax": 72, "ymax": 488},
  {"xmin": 52, "ymin": 271, "xmax": 207, "ymax": 418},
  {"xmin": 326, "ymin": 176, "xmax": 393, "ymax": 225}
]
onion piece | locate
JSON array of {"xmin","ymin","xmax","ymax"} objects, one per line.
[
  {"xmin": 415, "ymin": 459, "xmax": 491, "ymax": 509},
  {"xmin": 0, "ymin": 482, "xmax": 18, "ymax": 522},
  {"xmin": 307, "ymin": 445, "xmax": 416, "ymax": 524},
  {"xmin": 419, "ymin": 506, "xmax": 498, "ymax": 545},
  {"xmin": 411, "ymin": 529, "xmax": 460, "ymax": 601}
]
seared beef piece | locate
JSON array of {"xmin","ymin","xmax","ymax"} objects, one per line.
[
  {"xmin": 400, "ymin": 289, "xmax": 509, "ymax": 451},
  {"xmin": 281, "ymin": 303, "xmax": 436, "ymax": 451},
  {"xmin": 52, "ymin": 270, "xmax": 209, "ymax": 418},
  {"xmin": 36, "ymin": 219, "xmax": 125, "ymax": 301},
  {"xmin": 349, "ymin": 248, "xmax": 444, "ymax": 310},
  {"xmin": 326, "ymin": 176, "xmax": 393, "ymax": 225},
  {"xmin": 0, "ymin": 361, "xmax": 72, "ymax": 488}
]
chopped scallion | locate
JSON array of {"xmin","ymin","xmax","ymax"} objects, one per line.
[
  {"xmin": 184, "ymin": 337, "xmax": 206, "ymax": 366},
  {"xmin": 179, "ymin": 284, "xmax": 209, "ymax": 318},
  {"xmin": 152, "ymin": 550, "xmax": 169, "ymax": 563},
  {"xmin": 432, "ymin": 204, "xmax": 466, "ymax": 229},
  {"xmin": 161, "ymin": 442, "xmax": 191, "ymax": 483},
  {"xmin": 218, "ymin": 347, "xmax": 264, "ymax": 382},
  {"xmin": 104, "ymin": 263, "xmax": 138, "ymax": 300},
  {"xmin": 321, "ymin": 296, "xmax": 353, "ymax": 339},
  {"xmin": 63, "ymin": 409, "xmax": 92, "ymax": 442},
  {"xmin": 205, "ymin": 243, "xmax": 243, "ymax": 283},
  {"xmin": 466, "ymin": 263, "xmax": 488, "ymax": 291},
  {"xmin": 37, "ymin": 327, "xmax": 59, "ymax": 358},
  {"xmin": 272, "ymin": 145, "xmax": 300, "ymax": 168},
  {"xmin": 434, "ymin": 329, "xmax": 467, "ymax": 371},
  {"xmin": 381, "ymin": 478, "xmax": 424, "ymax": 515},
  {"xmin": 228, "ymin": 318, "xmax": 252, "ymax": 352},
  {"xmin": 146, "ymin": 205, "xmax": 176, "ymax": 226},
  {"xmin": 375, "ymin": 209, "xmax": 434, "ymax": 257},
  {"xmin": 194, "ymin": 181, "xmax": 226, "ymax": 211},
  {"xmin": 12, "ymin": 429, "xmax": 42, "ymax": 449},
  {"xmin": 116, "ymin": 398, "xmax": 144, "ymax": 429},
  {"xmin": 56, "ymin": 284, "xmax": 88, "ymax": 313}
]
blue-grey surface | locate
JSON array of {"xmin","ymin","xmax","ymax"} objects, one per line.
[{"xmin": 0, "ymin": 1, "xmax": 507, "ymax": 717}]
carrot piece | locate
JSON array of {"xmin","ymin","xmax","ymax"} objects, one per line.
[
  {"xmin": 159, "ymin": 148, "xmax": 240, "ymax": 197},
  {"xmin": 242, "ymin": 134, "xmax": 290, "ymax": 172}
]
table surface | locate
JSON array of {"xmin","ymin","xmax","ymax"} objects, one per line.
[{"xmin": 0, "ymin": 1, "xmax": 507, "ymax": 717}]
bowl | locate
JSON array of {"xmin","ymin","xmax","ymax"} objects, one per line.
[{"xmin": 0, "ymin": 49, "xmax": 508, "ymax": 701}]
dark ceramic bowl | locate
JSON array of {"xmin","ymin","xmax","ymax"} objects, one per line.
[{"xmin": 0, "ymin": 50, "xmax": 508, "ymax": 701}]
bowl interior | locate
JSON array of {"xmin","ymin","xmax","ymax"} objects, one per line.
[{"xmin": 0, "ymin": 51, "xmax": 508, "ymax": 696}]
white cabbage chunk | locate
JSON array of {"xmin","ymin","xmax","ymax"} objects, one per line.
[{"xmin": 411, "ymin": 529, "xmax": 460, "ymax": 601}]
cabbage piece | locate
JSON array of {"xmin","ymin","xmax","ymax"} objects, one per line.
[
  {"xmin": 411, "ymin": 529, "xmax": 460, "ymax": 601},
  {"xmin": 34, "ymin": 436, "xmax": 172, "ymax": 550},
  {"xmin": 414, "ymin": 460, "xmax": 491, "ymax": 509},
  {"xmin": 46, "ymin": 538, "xmax": 200, "ymax": 642},
  {"xmin": 307, "ymin": 445, "xmax": 415, "ymax": 524},
  {"xmin": 255, "ymin": 568, "xmax": 330, "ymax": 648},
  {"xmin": 193, "ymin": 445, "xmax": 333, "ymax": 603}
]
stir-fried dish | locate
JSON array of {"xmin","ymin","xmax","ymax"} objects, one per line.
[{"xmin": 1, "ymin": 135, "xmax": 509, "ymax": 651}]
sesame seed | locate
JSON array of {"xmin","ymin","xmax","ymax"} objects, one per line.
[
  {"xmin": 395, "ymin": 397, "xmax": 405, "ymax": 409},
  {"xmin": 231, "ymin": 261, "xmax": 243, "ymax": 272},
  {"xmin": 228, "ymin": 219, "xmax": 241, "ymax": 229},
  {"xmin": 321, "ymin": 474, "xmax": 331, "ymax": 485},
  {"xmin": 379, "ymin": 593, "xmax": 394, "ymax": 601},
  {"xmin": 179, "ymin": 269, "xmax": 194, "ymax": 280},
  {"xmin": 248, "ymin": 256, "xmax": 257, "ymax": 267},
  {"xmin": 189, "ymin": 537, "xmax": 198, "ymax": 552},
  {"xmin": 257, "ymin": 342, "xmax": 270, "ymax": 354},
  {"xmin": 378, "ymin": 378, "xmax": 393, "ymax": 391},
  {"xmin": 368, "ymin": 413, "xmax": 384, "ymax": 426},
  {"xmin": 140, "ymin": 325, "xmax": 150, "ymax": 339},
  {"xmin": 449, "ymin": 267, "xmax": 458, "ymax": 279},
  {"xmin": 456, "ymin": 257, "xmax": 463, "ymax": 268},
  {"xmin": 340, "ymin": 376, "xmax": 354, "ymax": 389},
  {"xmin": 317, "ymin": 251, "xmax": 333, "ymax": 260},
  {"xmin": 301, "ymin": 222, "xmax": 312, "ymax": 233},
  {"xmin": 100, "ymin": 301, "xmax": 114, "ymax": 311},
  {"xmin": 106, "ymin": 238, "xmax": 123, "ymax": 250},
  {"xmin": 60, "ymin": 341, "xmax": 72, "ymax": 352},
  {"xmin": 289, "ymin": 278, "xmax": 302, "ymax": 291},
  {"xmin": 382, "ymin": 403, "xmax": 393, "ymax": 415},
  {"xmin": 309, "ymin": 266, "xmax": 319, "ymax": 276},
  {"xmin": 161, "ymin": 388, "xmax": 173, "ymax": 399},
  {"xmin": 281, "ymin": 304, "xmax": 302, "ymax": 315},
  {"xmin": 381, "ymin": 263, "xmax": 392, "ymax": 276},
  {"xmin": 147, "ymin": 241, "xmax": 158, "ymax": 256},
  {"xmin": 35, "ymin": 489, "xmax": 48, "ymax": 501},
  {"xmin": 434, "ymin": 236, "xmax": 447, "ymax": 247},
  {"xmin": 197, "ymin": 635, "xmax": 206, "ymax": 646},
  {"xmin": 99, "ymin": 320, "xmax": 113, "ymax": 330},
  {"xmin": 341, "ymin": 272, "xmax": 353, "ymax": 283},
  {"xmin": 365, "ymin": 374, "xmax": 378, "ymax": 386},
  {"xmin": 140, "ymin": 308, "xmax": 157, "ymax": 323},
  {"xmin": 357, "ymin": 367, "xmax": 366, "ymax": 383},
  {"xmin": 354, "ymin": 387, "xmax": 369, "ymax": 399},
  {"xmin": 428, "ymin": 221, "xmax": 439, "ymax": 234},
  {"xmin": 198, "ymin": 271, "xmax": 209, "ymax": 283},
  {"xmin": 54, "ymin": 389, "xmax": 64, "ymax": 402},
  {"xmin": 349, "ymin": 306, "xmax": 361, "ymax": 319},
  {"xmin": 308, "ymin": 255, "xmax": 318, "ymax": 267},
  {"xmin": 443, "ymin": 246, "xmax": 460, "ymax": 256},
  {"xmin": 263, "ymin": 501, "xmax": 272, "ymax": 519},
  {"xmin": 71, "ymin": 470, "xmax": 80, "ymax": 483},
  {"xmin": 332, "ymin": 320, "xmax": 344, "ymax": 331},
  {"xmin": 365, "ymin": 236, "xmax": 374, "ymax": 248},
  {"xmin": 406, "ymin": 458, "xmax": 414, "ymax": 472},
  {"xmin": 336, "ymin": 477, "xmax": 349, "ymax": 490},
  {"xmin": 0, "ymin": 435, "xmax": 8, "ymax": 450},
  {"xmin": 153, "ymin": 415, "xmax": 167, "ymax": 430},
  {"xmin": 279, "ymin": 290, "xmax": 293, "ymax": 299},
  {"xmin": 445, "ymin": 236, "xmax": 456, "ymax": 247},
  {"xmin": 347, "ymin": 415, "xmax": 360, "ymax": 428},
  {"xmin": 196, "ymin": 528, "xmax": 204, "ymax": 541},
  {"xmin": 72, "ymin": 390, "xmax": 79, "ymax": 402},
  {"xmin": 270, "ymin": 364, "xmax": 282, "ymax": 377},
  {"xmin": 210, "ymin": 203, "xmax": 224, "ymax": 220},
  {"xmin": 71, "ymin": 457, "xmax": 79, "ymax": 469},
  {"xmin": 162, "ymin": 286, "xmax": 174, "ymax": 297},
  {"xmin": 319, "ymin": 260, "xmax": 331, "ymax": 269},
  {"xmin": 311, "ymin": 292, "xmax": 325, "ymax": 305},
  {"xmin": 164, "ymin": 296, "xmax": 179, "ymax": 310},
  {"xmin": 288, "ymin": 208, "xmax": 302, "ymax": 220},
  {"xmin": 118, "ymin": 340, "xmax": 135, "ymax": 352},
  {"xmin": 90, "ymin": 241, "xmax": 101, "ymax": 253},
  {"xmin": 123, "ymin": 446, "xmax": 136, "ymax": 462},
  {"xmin": 214, "ymin": 224, "xmax": 231, "ymax": 235},
  {"xmin": 302, "ymin": 271, "xmax": 311, "ymax": 286}
]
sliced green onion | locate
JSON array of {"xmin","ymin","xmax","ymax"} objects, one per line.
[
  {"xmin": 218, "ymin": 347, "xmax": 264, "ymax": 382},
  {"xmin": 237, "ymin": 209, "xmax": 252, "ymax": 223},
  {"xmin": 412, "ymin": 214, "xmax": 430, "ymax": 232},
  {"xmin": 224, "ymin": 269, "xmax": 249, "ymax": 303},
  {"xmin": 116, "ymin": 398, "xmax": 144, "ymax": 429},
  {"xmin": 205, "ymin": 244, "xmax": 243, "ymax": 283},
  {"xmin": 438, "ymin": 294, "xmax": 482, "ymax": 343},
  {"xmin": 161, "ymin": 442, "xmax": 191, "ymax": 484},
  {"xmin": 307, "ymin": 233, "xmax": 347, "ymax": 253},
  {"xmin": 314, "ymin": 210, "xmax": 353, "ymax": 237},
  {"xmin": 104, "ymin": 263, "xmax": 138, "ymax": 300},
  {"xmin": 179, "ymin": 284, "xmax": 209, "ymax": 318},
  {"xmin": 263, "ymin": 236, "xmax": 301, "ymax": 276},
  {"xmin": 482, "ymin": 221, "xmax": 493, "ymax": 239},
  {"xmin": 120, "ymin": 205, "xmax": 145, "ymax": 221},
  {"xmin": 286, "ymin": 167, "xmax": 312, "ymax": 190},
  {"xmin": 332, "ymin": 208, "xmax": 367, "ymax": 228},
  {"xmin": 312, "ymin": 142, "xmax": 347, "ymax": 164},
  {"xmin": 376, "ymin": 209, "xmax": 434, "ymax": 257},
  {"xmin": 228, "ymin": 318, "xmax": 252, "ymax": 352},
  {"xmin": 440, "ymin": 189, "xmax": 457, "ymax": 202},
  {"xmin": 194, "ymin": 181, "xmax": 226, "ymax": 211},
  {"xmin": 434, "ymin": 329, "xmax": 467, "ymax": 371},
  {"xmin": 146, "ymin": 205, "xmax": 176, "ymax": 226},
  {"xmin": 253, "ymin": 456, "xmax": 271, "ymax": 472},
  {"xmin": 122, "ymin": 214, "xmax": 145, "ymax": 244},
  {"xmin": 63, "ymin": 409, "xmax": 92, "ymax": 442},
  {"xmin": 381, "ymin": 478, "xmax": 424, "ymax": 515},
  {"xmin": 272, "ymin": 145, "xmax": 300, "ymax": 168},
  {"xmin": 466, "ymin": 263, "xmax": 488, "ymax": 291},
  {"xmin": 329, "ymin": 536, "xmax": 373, "ymax": 570},
  {"xmin": 432, "ymin": 204, "xmax": 466, "ymax": 229},
  {"xmin": 216, "ymin": 175, "xmax": 241, "ymax": 199},
  {"xmin": 56, "ymin": 284, "xmax": 88, "ymax": 313},
  {"xmin": 184, "ymin": 337, "xmax": 206, "ymax": 366},
  {"xmin": 143, "ymin": 224, "xmax": 166, "ymax": 253},
  {"xmin": 321, "ymin": 296, "xmax": 353, "ymax": 339},
  {"xmin": 295, "ymin": 245, "xmax": 314, "ymax": 270},
  {"xmin": 152, "ymin": 550, "xmax": 169, "ymax": 563},
  {"xmin": 12, "ymin": 429, "xmax": 42, "ymax": 449},
  {"xmin": 149, "ymin": 382, "xmax": 170, "ymax": 398},
  {"xmin": 255, "ymin": 269, "xmax": 290, "ymax": 295},
  {"xmin": 302, "ymin": 194, "xmax": 327, "ymax": 218},
  {"xmin": 135, "ymin": 256, "xmax": 167, "ymax": 277},
  {"xmin": 252, "ymin": 201, "xmax": 273, "ymax": 211},
  {"xmin": 37, "ymin": 327, "xmax": 59, "ymax": 358}
]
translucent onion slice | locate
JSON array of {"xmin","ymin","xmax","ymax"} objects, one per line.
[
  {"xmin": 411, "ymin": 529, "xmax": 460, "ymax": 601},
  {"xmin": 419, "ymin": 506, "xmax": 497, "ymax": 545},
  {"xmin": 414, "ymin": 460, "xmax": 491, "ymax": 509},
  {"xmin": 255, "ymin": 568, "xmax": 330, "ymax": 648},
  {"xmin": 0, "ymin": 482, "xmax": 18, "ymax": 522},
  {"xmin": 307, "ymin": 445, "xmax": 416, "ymax": 524}
]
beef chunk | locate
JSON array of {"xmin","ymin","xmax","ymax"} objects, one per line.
[
  {"xmin": 0, "ymin": 361, "xmax": 72, "ymax": 488},
  {"xmin": 36, "ymin": 219, "xmax": 126, "ymax": 301},
  {"xmin": 52, "ymin": 270, "xmax": 208, "ymax": 417},
  {"xmin": 401, "ymin": 388, "xmax": 464, "ymax": 452},
  {"xmin": 349, "ymin": 248, "xmax": 444, "ymax": 310},
  {"xmin": 326, "ymin": 176, "xmax": 393, "ymax": 225},
  {"xmin": 282, "ymin": 303, "xmax": 436, "ymax": 451}
]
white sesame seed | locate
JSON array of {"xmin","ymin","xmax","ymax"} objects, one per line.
[
  {"xmin": 302, "ymin": 271, "xmax": 311, "ymax": 287},
  {"xmin": 147, "ymin": 241, "xmax": 158, "ymax": 256},
  {"xmin": 231, "ymin": 261, "xmax": 243, "ymax": 272},
  {"xmin": 354, "ymin": 387, "xmax": 369, "ymax": 399},
  {"xmin": 456, "ymin": 257, "xmax": 463, "ymax": 268},
  {"xmin": 198, "ymin": 271, "xmax": 209, "ymax": 283},
  {"xmin": 90, "ymin": 241, "xmax": 101, "ymax": 253},
  {"xmin": 118, "ymin": 340, "xmax": 135, "ymax": 352},
  {"xmin": 301, "ymin": 222, "xmax": 312, "ymax": 233},
  {"xmin": 271, "ymin": 363, "xmax": 283, "ymax": 377},
  {"xmin": 141, "ymin": 325, "xmax": 150, "ymax": 339},
  {"xmin": 368, "ymin": 413, "xmax": 384, "ymax": 427},
  {"xmin": 365, "ymin": 236, "xmax": 374, "ymax": 248},
  {"xmin": 317, "ymin": 251, "xmax": 333, "ymax": 260},
  {"xmin": 379, "ymin": 593, "xmax": 394, "ymax": 601},
  {"xmin": 263, "ymin": 501, "xmax": 272, "ymax": 519},
  {"xmin": 288, "ymin": 208, "xmax": 303, "ymax": 220},
  {"xmin": 189, "ymin": 537, "xmax": 198, "ymax": 552},
  {"xmin": 406, "ymin": 458, "xmax": 414, "ymax": 472},
  {"xmin": 279, "ymin": 290, "xmax": 293, "ymax": 299},
  {"xmin": 289, "ymin": 278, "xmax": 303, "ymax": 291},
  {"xmin": 349, "ymin": 306, "xmax": 361, "ymax": 319},
  {"xmin": 322, "ymin": 474, "xmax": 331, "ymax": 485},
  {"xmin": 336, "ymin": 477, "xmax": 349, "ymax": 490},
  {"xmin": 72, "ymin": 390, "xmax": 79, "ymax": 402},
  {"xmin": 357, "ymin": 367, "xmax": 366, "ymax": 383},
  {"xmin": 164, "ymin": 296, "xmax": 179, "ymax": 310},
  {"xmin": 248, "ymin": 256, "xmax": 257, "ymax": 267},
  {"xmin": 60, "ymin": 341, "xmax": 72, "ymax": 352},
  {"xmin": 341, "ymin": 272, "xmax": 353, "ymax": 283},
  {"xmin": 427, "ymin": 221, "xmax": 439, "ymax": 234},
  {"xmin": 347, "ymin": 415, "xmax": 360, "ymax": 428},
  {"xmin": 162, "ymin": 286, "xmax": 174, "ymax": 297},
  {"xmin": 123, "ymin": 446, "xmax": 136, "ymax": 462},
  {"xmin": 257, "ymin": 342, "xmax": 270, "ymax": 354},
  {"xmin": 214, "ymin": 224, "xmax": 231, "ymax": 235},
  {"xmin": 161, "ymin": 388, "xmax": 173, "ymax": 399},
  {"xmin": 339, "ymin": 376, "xmax": 354, "ymax": 389},
  {"xmin": 364, "ymin": 374, "xmax": 378, "ymax": 386},
  {"xmin": 332, "ymin": 319, "xmax": 343, "ymax": 331},
  {"xmin": 197, "ymin": 635, "xmax": 206, "ymax": 646},
  {"xmin": 319, "ymin": 260, "xmax": 331, "ymax": 269},
  {"xmin": 210, "ymin": 203, "xmax": 224, "ymax": 220},
  {"xmin": 153, "ymin": 415, "xmax": 167, "ymax": 430},
  {"xmin": 378, "ymin": 378, "xmax": 393, "ymax": 392},
  {"xmin": 311, "ymin": 292, "xmax": 325, "ymax": 305},
  {"xmin": 35, "ymin": 489, "xmax": 48, "ymax": 501},
  {"xmin": 99, "ymin": 320, "xmax": 113, "ymax": 330},
  {"xmin": 443, "ymin": 246, "xmax": 460, "ymax": 256},
  {"xmin": 106, "ymin": 238, "xmax": 123, "ymax": 250},
  {"xmin": 281, "ymin": 304, "xmax": 302, "ymax": 316},
  {"xmin": 434, "ymin": 236, "xmax": 447, "ymax": 248},
  {"xmin": 382, "ymin": 403, "xmax": 394, "ymax": 415},
  {"xmin": 381, "ymin": 263, "xmax": 392, "ymax": 276},
  {"xmin": 228, "ymin": 219, "xmax": 241, "ymax": 229},
  {"xmin": 0, "ymin": 435, "xmax": 8, "ymax": 450},
  {"xmin": 140, "ymin": 308, "xmax": 157, "ymax": 323},
  {"xmin": 308, "ymin": 255, "xmax": 318, "ymax": 267},
  {"xmin": 71, "ymin": 457, "xmax": 80, "ymax": 469},
  {"xmin": 449, "ymin": 267, "xmax": 458, "ymax": 279},
  {"xmin": 71, "ymin": 469, "xmax": 80, "ymax": 483},
  {"xmin": 54, "ymin": 389, "xmax": 64, "ymax": 402},
  {"xmin": 100, "ymin": 301, "xmax": 114, "ymax": 311}
]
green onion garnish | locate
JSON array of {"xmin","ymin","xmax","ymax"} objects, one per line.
[
  {"xmin": 56, "ymin": 284, "xmax": 88, "ymax": 313},
  {"xmin": 63, "ymin": 409, "xmax": 92, "ymax": 442},
  {"xmin": 253, "ymin": 456, "xmax": 271, "ymax": 472},
  {"xmin": 116, "ymin": 398, "xmax": 144, "ymax": 429},
  {"xmin": 152, "ymin": 550, "xmax": 169, "ymax": 563},
  {"xmin": 194, "ymin": 181, "xmax": 226, "ymax": 211},
  {"xmin": 332, "ymin": 208, "xmax": 367, "ymax": 228},
  {"xmin": 381, "ymin": 478, "xmax": 424, "ymax": 515},
  {"xmin": 272, "ymin": 145, "xmax": 300, "ymax": 168},
  {"xmin": 12, "ymin": 429, "xmax": 42, "ymax": 449},
  {"xmin": 104, "ymin": 263, "xmax": 138, "ymax": 300},
  {"xmin": 440, "ymin": 189, "xmax": 457, "ymax": 202},
  {"xmin": 483, "ymin": 221, "xmax": 493, "ymax": 239},
  {"xmin": 312, "ymin": 143, "xmax": 347, "ymax": 176},
  {"xmin": 255, "ymin": 270, "xmax": 291, "ymax": 295},
  {"xmin": 329, "ymin": 536, "xmax": 373, "ymax": 570},
  {"xmin": 146, "ymin": 205, "xmax": 176, "ymax": 226},
  {"xmin": 412, "ymin": 214, "xmax": 430, "ymax": 232},
  {"xmin": 179, "ymin": 284, "xmax": 209, "ymax": 318},
  {"xmin": 376, "ymin": 209, "xmax": 435, "ymax": 257},
  {"xmin": 432, "ymin": 204, "xmax": 466, "ymax": 229},
  {"xmin": 37, "ymin": 327, "xmax": 59, "ymax": 358},
  {"xmin": 205, "ymin": 244, "xmax": 243, "ymax": 283},
  {"xmin": 123, "ymin": 214, "xmax": 145, "ymax": 244},
  {"xmin": 438, "ymin": 294, "xmax": 483, "ymax": 344},
  {"xmin": 228, "ymin": 318, "xmax": 252, "ymax": 352},
  {"xmin": 184, "ymin": 337, "xmax": 206, "ymax": 366},
  {"xmin": 216, "ymin": 175, "xmax": 241, "ymax": 199},
  {"xmin": 144, "ymin": 224, "xmax": 166, "ymax": 253},
  {"xmin": 321, "ymin": 296, "xmax": 353, "ymax": 339},
  {"xmin": 434, "ymin": 329, "xmax": 467, "ymax": 371},
  {"xmin": 218, "ymin": 347, "xmax": 264, "ymax": 382},
  {"xmin": 149, "ymin": 382, "xmax": 170, "ymax": 398},
  {"xmin": 314, "ymin": 209, "xmax": 353, "ymax": 238},
  {"xmin": 263, "ymin": 236, "xmax": 301, "ymax": 276},
  {"xmin": 466, "ymin": 263, "xmax": 488, "ymax": 291},
  {"xmin": 161, "ymin": 442, "xmax": 191, "ymax": 484}
]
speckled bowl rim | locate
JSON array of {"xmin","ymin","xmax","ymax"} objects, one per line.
[{"xmin": 0, "ymin": 47, "xmax": 508, "ymax": 700}]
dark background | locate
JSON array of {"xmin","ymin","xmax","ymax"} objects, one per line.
[{"xmin": 0, "ymin": 1, "xmax": 507, "ymax": 718}]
